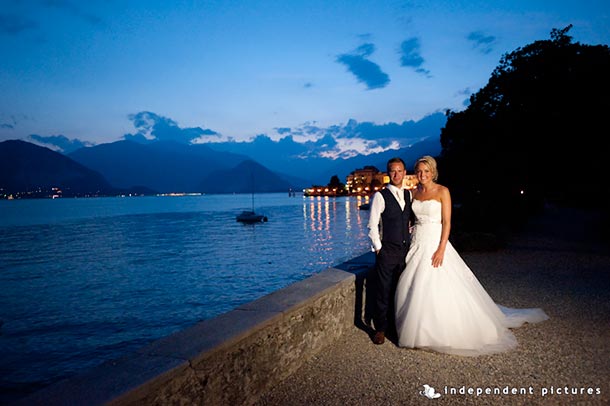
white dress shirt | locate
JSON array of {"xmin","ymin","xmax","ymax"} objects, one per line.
[{"xmin": 367, "ymin": 184, "xmax": 411, "ymax": 252}]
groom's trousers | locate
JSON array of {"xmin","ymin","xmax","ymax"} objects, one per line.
[{"xmin": 372, "ymin": 241, "xmax": 408, "ymax": 334}]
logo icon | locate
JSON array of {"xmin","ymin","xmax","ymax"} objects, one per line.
[{"xmin": 420, "ymin": 384, "xmax": 441, "ymax": 399}]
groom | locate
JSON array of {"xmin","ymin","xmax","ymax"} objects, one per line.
[{"xmin": 367, "ymin": 157, "xmax": 412, "ymax": 344}]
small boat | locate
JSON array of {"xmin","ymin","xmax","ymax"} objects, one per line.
[
  {"xmin": 236, "ymin": 210, "xmax": 268, "ymax": 223},
  {"xmin": 358, "ymin": 203, "xmax": 370, "ymax": 210},
  {"xmin": 237, "ymin": 172, "xmax": 268, "ymax": 224}
]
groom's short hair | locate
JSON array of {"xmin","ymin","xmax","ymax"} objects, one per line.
[{"xmin": 386, "ymin": 157, "xmax": 406, "ymax": 172}]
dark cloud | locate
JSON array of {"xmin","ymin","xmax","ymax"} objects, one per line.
[
  {"xmin": 0, "ymin": 14, "xmax": 38, "ymax": 35},
  {"xmin": 457, "ymin": 87, "xmax": 473, "ymax": 97},
  {"xmin": 399, "ymin": 38, "xmax": 423, "ymax": 67},
  {"xmin": 355, "ymin": 43, "xmax": 375, "ymax": 57},
  {"xmin": 399, "ymin": 37, "xmax": 431, "ymax": 76},
  {"xmin": 313, "ymin": 134, "xmax": 338, "ymax": 149},
  {"xmin": 124, "ymin": 111, "xmax": 219, "ymax": 144},
  {"xmin": 28, "ymin": 134, "xmax": 93, "ymax": 153},
  {"xmin": 467, "ymin": 31, "xmax": 496, "ymax": 54},
  {"xmin": 329, "ymin": 114, "xmax": 445, "ymax": 147},
  {"xmin": 0, "ymin": 114, "xmax": 30, "ymax": 131},
  {"xmin": 266, "ymin": 112, "xmax": 447, "ymax": 159},
  {"xmin": 1, "ymin": 0, "xmax": 102, "ymax": 39},
  {"xmin": 42, "ymin": 0, "xmax": 103, "ymax": 26},
  {"xmin": 188, "ymin": 112, "xmax": 446, "ymax": 162},
  {"xmin": 456, "ymin": 87, "xmax": 473, "ymax": 107},
  {"xmin": 276, "ymin": 127, "xmax": 292, "ymax": 135},
  {"xmin": 336, "ymin": 43, "xmax": 390, "ymax": 90}
]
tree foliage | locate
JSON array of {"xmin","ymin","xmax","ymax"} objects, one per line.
[
  {"xmin": 328, "ymin": 175, "xmax": 344, "ymax": 188},
  {"xmin": 439, "ymin": 25, "xmax": 609, "ymax": 217}
]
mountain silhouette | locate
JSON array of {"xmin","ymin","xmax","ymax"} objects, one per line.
[
  {"xmin": 0, "ymin": 139, "xmax": 115, "ymax": 196},
  {"xmin": 200, "ymin": 160, "xmax": 293, "ymax": 193},
  {"xmin": 68, "ymin": 140, "xmax": 252, "ymax": 193},
  {"xmin": 2, "ymin": 131, "xmax": 441, "ymax": 198}
]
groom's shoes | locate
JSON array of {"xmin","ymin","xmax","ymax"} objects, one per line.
[{"xmin": 373, "ymin": 331, "xmax": 385, "ymax": 345}]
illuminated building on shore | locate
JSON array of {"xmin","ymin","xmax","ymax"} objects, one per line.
[
  {"xmin": 346, "ymin": 166, "xmax": 418, "ymax": 195},
  {"xmin": 304, "ymin": 165, "xmax": 419, "ymax": 197},
  {"xmin": 346, "ymin": 166, "xmax": 385, "ymax": 195}
]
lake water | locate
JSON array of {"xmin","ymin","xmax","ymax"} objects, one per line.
[{"xmin": 0, "ymin": 193, "xmax": 373, "ymax": 402}]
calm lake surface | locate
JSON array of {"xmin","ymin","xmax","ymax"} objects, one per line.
[{"xmin": 0, "ymin": 193, "xmax": 372, "ymax": 402}]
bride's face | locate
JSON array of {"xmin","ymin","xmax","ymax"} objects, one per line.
[{"xmin": 415, "ymin": 163, "xmax": 433, "ymax": 184}]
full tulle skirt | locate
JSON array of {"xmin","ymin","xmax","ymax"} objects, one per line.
[{"xmin": 395, "ymin": 222, "xmax": 549, "ymax": 356}]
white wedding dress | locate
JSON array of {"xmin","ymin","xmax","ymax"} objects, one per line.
[{"xmin": 394, "ymin": 199, "xmax": 549, "ymax": 356}]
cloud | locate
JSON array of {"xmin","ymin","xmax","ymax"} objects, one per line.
[
  {"xmin": 27, "ymin": 134, "xmax": 93, "ymax": 153},
  {"xmin": 1, "ymin": 123, "xmax": 14, "ymax": 129},
  {"xmin": 456, "ymin": 87, "xmax": 473, "ymax": 107},
  {"xmin": 114, "ymin": 112, "xmax": 445, "ymax": 165},
  {"xmin": 124, "ymin": 111, "xmax": 221, "ymax": 144},
  {"xmin": 264, "ymin": 113, "xmax": 445, "ymax": 159},
  {"xmin": 336, "ymin": 43, "xmax": 390, "ymax": 90},
  {"xmin": 262, "ymin": 112, "xmax": 447, "ymax": 159},
  {"xmin": 355, "ymin": 43, "xmax": 375, "ymax": 57},
  {"xmin": 319, "ymin": 137, "xmax": 400, "ymax": 159},
  {"xmin": 276, "ymin": 127, "xmax": 292, "ymax": 135},
  {"xmin": 399, "ymin": 38, "xmax": 424, "ymax": 67},
  {"xmin": 312, "ymin": 133, "xmax": 338, "ymax": 150},
  {"xmin": 42, "ymin": 0, "xmax": 103, "ymax": 26},
  {"xmin": 467, "ymin": 31, "xmax": 496, "ymax": 54},
  {"xmin": 398, "ymin": 37, "xmax": 430, "ymax": 76},
  {"xmin": 0, "ymin": 113, "xmax": 30, "ymax": 132},
  {"xmin": 10, "ymin": 108, "xmax": 445, "ymax": 162},
  {"xmin": 0, "ymin": 0, "xmax": 102, "ymax": 40},
  {"xmin": 0, "ymin": 14, "xmax": 38, "ymax": 35}
]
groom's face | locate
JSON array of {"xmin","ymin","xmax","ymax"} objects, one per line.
[{"xmin": 388, "ymin": 163, "xmax": 405, "ymax": 188}]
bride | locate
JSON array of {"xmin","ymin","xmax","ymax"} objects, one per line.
[{"xmin": 394, "ymin": 156, "xmax": 548, "ymax": 356}]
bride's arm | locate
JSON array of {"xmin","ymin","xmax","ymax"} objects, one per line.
[{"xmin": 432, "ymin": 186, "xmax": 452, "ymax": 267}]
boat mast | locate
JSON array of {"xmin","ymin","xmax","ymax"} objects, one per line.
[{"xmin": 251, "ymin": 171, "xmax": 255, "ymax": 211}]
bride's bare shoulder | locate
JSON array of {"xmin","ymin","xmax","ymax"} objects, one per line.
[{"xmin": 436, "ymin": 184, "xmax": 451, "ymax": 199}]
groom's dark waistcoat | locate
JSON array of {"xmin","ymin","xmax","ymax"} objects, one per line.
[{"xmin": 379, "ymin": 187, "xmax": 411, "ymax": 247}]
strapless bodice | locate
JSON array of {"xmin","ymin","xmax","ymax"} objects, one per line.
[{"xmin": 412, "ymin": 199, "xmax": 442, "ymax": 225}]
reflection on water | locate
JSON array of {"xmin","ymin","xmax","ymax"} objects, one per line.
[
  {"xmin": 0, "ymin": 193, "xmax": 372, "ymax": 402},
  {"xmin": 304, "ymin": 196, "xmax": 335, "ymax": 231}
]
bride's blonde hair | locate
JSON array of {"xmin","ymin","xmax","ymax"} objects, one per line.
[{"xmin": 414, "ymin": 155, "xmax": 438, "ymax": 182}]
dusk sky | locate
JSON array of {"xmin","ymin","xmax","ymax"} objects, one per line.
[{"xmin": 1, "ymin": 0, "xmax": 609, "ymax": 155}]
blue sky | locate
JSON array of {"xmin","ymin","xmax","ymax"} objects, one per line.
[{"xmin": 1, "ymin": 0, "xmax": 609, "ymax": 156}]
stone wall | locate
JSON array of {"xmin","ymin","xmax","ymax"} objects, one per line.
[{"xmin": 17, "ymin": 252, "xmax": 375, "ymax": 406}]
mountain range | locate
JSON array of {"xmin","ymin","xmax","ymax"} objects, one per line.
[
  {"xmin": 1, "ymin": 127, "xmax": 442, "ymax": 197},
  {"xmin": 0, "ymin": 140, "xmax": 116, "ymax": 197}
]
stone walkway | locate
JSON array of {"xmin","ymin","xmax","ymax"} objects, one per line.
[{"xmin": 256, "ymin": 207, "xmax": 610, "ymax": 406}]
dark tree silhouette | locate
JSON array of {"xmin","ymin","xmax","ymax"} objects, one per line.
[
  {"xmin": 440, "ymin": 25, "xmax": 609, "ymax": 225},
  {"xmin": 326, "ymin": 174, "xmax": 348, "ymax": 195},
  {"xmin": 328, "ymin": 175, "xmax": 343, "ymax": 188}
]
